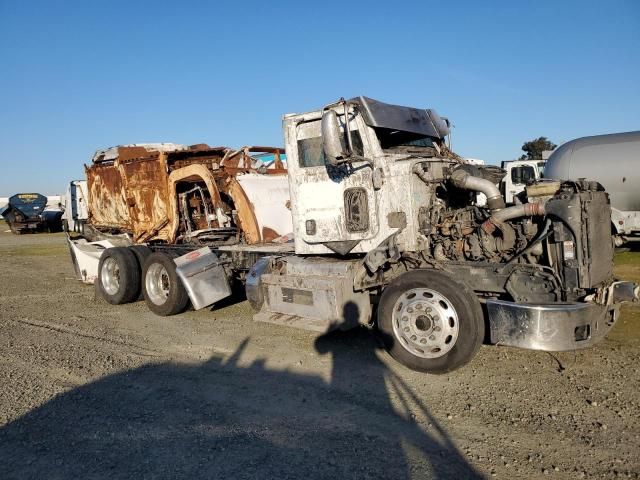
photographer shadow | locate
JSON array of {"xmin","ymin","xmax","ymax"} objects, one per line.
[{"xmin": 0, "ymin": 302, "xmax": 483, "ymax": 479}]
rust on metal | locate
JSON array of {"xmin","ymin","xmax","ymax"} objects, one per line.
[{"xmin": 86, "ymin": 144, "xmax": 289, "ymax": 245}]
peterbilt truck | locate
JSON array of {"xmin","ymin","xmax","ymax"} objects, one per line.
[{"xmin": 71, "ymin": 98, "xmax": 638, "ymax": 374}]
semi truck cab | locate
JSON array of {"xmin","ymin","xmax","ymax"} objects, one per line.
[
  {"xmin": 247, "ymin": 96, "xmax": 638, "ymax": 373},
  {"xmin": 500, "ymin": 159, "xmax": 546, "ymax": 204}
]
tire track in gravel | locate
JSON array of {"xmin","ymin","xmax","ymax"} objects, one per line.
[{"xmin": 7, "ymin": 317, "xmax": 169, "ymax": 359}]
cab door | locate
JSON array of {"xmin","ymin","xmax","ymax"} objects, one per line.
[{"xmin": 284, "ymin": 110, "xmax": 379, "ymax": 252}]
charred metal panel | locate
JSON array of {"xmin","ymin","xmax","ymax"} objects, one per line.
[
  {"xmin": 120, "ymin": 155, "xmax": 172, "ymax": 242},
  {"xmin": 86, "ymin": 164, "xmax": 130, "ymax": 231},
  {"xmin": 85, "ymin": 143, "xmax": 291, "ymax": 245},
  {"xmin": 87, "ymin": 149, "xmax": 173, "ymax": 242},
  {"xmin": 235, "ymin": 173, "xmax": 293, "ymax": 241},
  {"xmin": 222, "ymin": 176, "xmax": 261, "ymax": 244}
]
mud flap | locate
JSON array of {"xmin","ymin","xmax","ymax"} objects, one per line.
[
  {"xmin": 174, "ymin": 247, "xmax": 231, "ymax": 310},
  {"xmin": 67, "ymin": 237, "xmax": 117, "ymax": 284}
]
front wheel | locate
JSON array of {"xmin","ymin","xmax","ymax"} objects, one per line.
[
  {"xmin": 142, "ymin": 252, "xmax": 189, "ymax": 316},
  {"xmin": 378, "ymin": 270, "xmax": 484, "ymax": 374}
]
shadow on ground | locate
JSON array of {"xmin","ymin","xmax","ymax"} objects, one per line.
[{"xmin": 0, "ymin": 308, "xmax": 482, "ymax": 479}]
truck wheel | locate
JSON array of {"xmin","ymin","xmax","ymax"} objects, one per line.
[
  {"xmin": 142, "ymin": 252, "xmax": 189, "ymax": 316},
  {"xmin": 378, "ymin": 270, "xmax": 484, "ymax": 374},
  {"xmin": 129, "ymin": 245, "xmax": 152, "ymax": 300},
  {"xmin": 129, "ymin": 245, "xmax": 152, "ymax": 269},
  {"xmin": 97, "ymin": 247, "xmax": 141, "ymax": 305}
]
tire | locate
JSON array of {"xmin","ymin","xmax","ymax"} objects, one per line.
[
  {"xmin": 96, "ymin": 247, "xmax": 141, "ymax": 305},
  {"xmin": 129, "ymin": 245, "xmax": 152, "ymax": 300},
  {"xmin": 377, "ymin": 269, "xmax": 484, "ymax": 374},
  {"xmin": 129, "ymin": 245, "xmax": 152, "ymax": 269},
  {"xmin": 142, "ymin": 251, "xmax": 189, "ymax": 316}
]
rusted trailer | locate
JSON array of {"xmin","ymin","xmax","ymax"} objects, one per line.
[
  {"xmin": 68, "ymin": 143, "xmax": 294, "ymax": 313},
  {"xmin": 84, "ymin": 143, "xmax": 290, "ymax": 245}
]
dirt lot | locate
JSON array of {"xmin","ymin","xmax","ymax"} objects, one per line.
[{"xmin": 0, "ymin": 228, "xmax": 638, "ymax": 479}]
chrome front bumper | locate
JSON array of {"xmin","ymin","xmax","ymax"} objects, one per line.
[{"xmin": 486, "ymin": 300, "xmax": 619, "ymax": 351}]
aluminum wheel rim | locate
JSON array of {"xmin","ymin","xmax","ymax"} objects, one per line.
[
  {"xmin": 146, "ymin": 263, "xmax": 170, "ymax": 306},
  {"xmin": 391, "ymin": 288, "xmax": 460, "ymax": 359},
  {"xmin": 101, "ymin": 257, "xmax": 120, "ymax": 296}
]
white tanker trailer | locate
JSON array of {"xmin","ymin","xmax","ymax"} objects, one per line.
[{"xmin": 545, "ymin": 131, "xmax": 640, "ymax": 245}]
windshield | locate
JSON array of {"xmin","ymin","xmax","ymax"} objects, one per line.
[
  {"xmin": 374, "ymin": 128, "xmax": 435, "ymax": 151},
  {"xmin": 511, "ymin": 165, "xmax": 536, "ymax": 185}
]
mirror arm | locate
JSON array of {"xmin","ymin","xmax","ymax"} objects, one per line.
[{"xmin": 343, "ymin": 100, "xmax": 353, "ymax": 155}]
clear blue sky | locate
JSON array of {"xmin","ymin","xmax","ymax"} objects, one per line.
[{"xmin": 1, "ymin": 0, "xmax": 638, "ymax": 195}]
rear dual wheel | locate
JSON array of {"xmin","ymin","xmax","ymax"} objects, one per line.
[
  {"xmin": 378, "ymin": 270, "xmax": 484, "ymax": 374},
  {"xmin": 142, "ymin": 252, "xmax": 189, "ymax": 316},
  {"xmin": 97, "ymin": 247, "xmax": 141, "ymax": 305},
  {"xmin": 96, "ymin": 247, "xmax": 188, "ymax": 316},
  {"xmin": 96, "ymin": 245, "xmax": 151, "ymax": 304}
]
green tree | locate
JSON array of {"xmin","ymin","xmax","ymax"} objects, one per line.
[{"xmin": 519, "ymin": 137, "xmax": 557, "ymax": 160}]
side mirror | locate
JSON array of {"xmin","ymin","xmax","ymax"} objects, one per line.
[{"xmin": 321, "ymin": 110, "xmax": 345, "ymax": 166}]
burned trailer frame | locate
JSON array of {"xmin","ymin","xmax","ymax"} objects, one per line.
[{"xmin": 68, "ymin": 143, "xmax": 293, "ymax": 289}]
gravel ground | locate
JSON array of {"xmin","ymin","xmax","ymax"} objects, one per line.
[{"xmin": 0, "ymin": 229, "xmax": 638, "ymax": 479}]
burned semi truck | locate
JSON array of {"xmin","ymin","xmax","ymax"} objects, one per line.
[{"xmin": 69, "ymin": 99, "xmax": 638, "ymax": 374}]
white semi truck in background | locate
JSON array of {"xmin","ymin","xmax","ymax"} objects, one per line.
[
  {"xmin": 68, "ymin": 97, "xmax": 639, "ymax": 374},
  {"xmin": 500, "ymin": 158, "xmax": 548, "ymax": 204},
  {"xmin": 61, "ymin": 180, "xmax": 89, "ymax": 233}
]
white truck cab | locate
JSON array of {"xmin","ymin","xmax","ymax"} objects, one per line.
[
  {"xmin": 245, "ymin": 97, "xmax": 638, "ymax": 373},
  {"xmin": 500, "ymin": 159, "xmax": 546, "ymax": 204}
]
